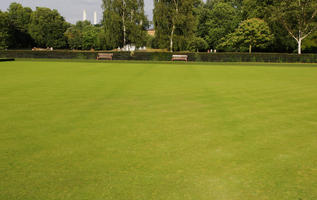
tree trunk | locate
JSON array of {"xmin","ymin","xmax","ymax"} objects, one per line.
[
  {"xmin": 170, "ymin": 0, "xmax": 178, "ymax": 52},
  {"xmin": 170, "ymin": 24, "xmax": 175, "ymax": 52},
  {"xmin": 123, "ymin": 16, "xmax": 126, "ymax": 45},
  {"xmin": 249, "ymin": 44, "xmax": 252, "ymax": 54},
  {"xmin": 298, "ymin": 38, "xmax": 302, "ymax": 55},
  {"xmin": 122, "ymin": 1, "xmax": 126, "ymax": 46}
]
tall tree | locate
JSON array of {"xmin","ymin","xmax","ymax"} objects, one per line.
[
  {"xmin": 28, "ymin": 7, "xmax": 69, "ymax": 48},
  {"xmin": 102, "ymin": 0, "xmax": 148, "ymax": 50},
  {"xmin": 7, "ymin": 3, "xmax": 32, "ymax": 32},
  {"xmin": 0, "ymin": 10, "xmax": 9, "ymax": 49},
  {"xmin": 7, "ymin": 3, "xmax": 33, "ymax": 48},
  {"xmin": 197, "ymin": 2, "xmax": 241, "ymax": 49},
  {"xmin": 102, "ymin": 0, "xmax": 123, "ymax": 49},
  {"xmin": 241, "ymin": 0, "xmax": 296, "ymax": 53},
  {"xmin": 272, "ymin": 0, "xmax": 317, "ymax": 54},
  {"xmin": 153, "ymin": 0, "xmax": 171, "ymax": 49},
  {"xmin": 65, "ymin": 21, "xmax": 105, "ymax": 50},
  {"xmin": 206, "ymin": 0, "xmax": 242, "ymax": 8},
  {"xmin": 302, "ymin": 32, "xmax": 317, "ymax": 52},
  {"xmin": 153, "ymin": 0, "xmax": 198, "ymax": 51},
  {"xmin": 218, "ymin": 18, "xmax": 273, "ymax": 53}
]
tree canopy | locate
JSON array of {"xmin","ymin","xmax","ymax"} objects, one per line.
[
  {"xmin": 153, "ymin": 0, "xmax": 198, "ymax": 51},
  {"xmin": 7, "ymin": 3, "xmax": 33, "ymax": 48},
  {"xmin": 65, "ymin": 21, "xmax": 105, "ymax": 50},
  {"xmin": 197, "ymin": 2, "xmax": 241, "ymax": 49},
  {"xmin": 102, "ymin": 0, "xmax": 148, "ymax": 50},
  {"xmin": 272, "ymin": 0, "xmax": 317, "ymax": 54},
  {"xmin": 0, "ymin": 11, "xmax": 9, "ymax": 49},
  {"xmin": 218, "ymin": 18, "xmax": 273, "ymax": 53},
  {"xmin": 28, "ymin": 7, "xmax": 69, "ymax": 48}
]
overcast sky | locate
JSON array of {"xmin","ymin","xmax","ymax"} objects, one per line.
[{"xmin": 0, "ymin": 0, "xmax": 154, "ymax": 24}]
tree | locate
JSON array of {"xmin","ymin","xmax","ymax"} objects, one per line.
[
  {"xmin": 188, "ymin": 37, "xmax": 208, "ymax": 52},
  {"xmin": 64, "ymin": 24, "xmax": 83, "ymax": 50},
  {"xmin": 206, "ymin": 0, "xmax": 242, "ymax": 8},
  {"xmin": 272, "ymin": 0, "xmax": 317, "ymax": 54},
  {"xmin": 7, "ymin": 3, "xmax": 32, "ymax": 32},
  {"xmin": 302, "ymin": 32, "xmax": 317, "ymax": 52},
  {"xmin": 241, "ymin": 0, "xmax": 272, "ymax": 19},
  {"xmin": 153, "ymin": 0, "xmax": 171, "ymax": 49},
  {"xmin": 241, "ymin": 0, "xmax": 296, "ymax": 53},
  {"xmin": 0, "ymin": 11, "xmax": 9, "ymax": 49},
  {"xmin": 81, "ymin": 23, "xmax": 100, "ymax": 50},
  {"xmin": 28, "ymin": 7, "xmax": 69, "ymax": 48},
  {"xmin": 153, "ymin": 0, "xmax": 198, "ymax": 51},
  {"xmin": 218, "ymin": 18, "xmax": 273, "ymax": 53},
  {"xmin": 197, "ymin": 2, "xmax": 241, "ymax": 49},
  {"xmin": 65, "ymin": 21, "xmax": 106, "ymax": 50},
  {"xmin": 102, "ymin": 0, "xmax": 148, "ymax": 50},
  {"xmin": 7, "ymin": 3, "xmax": 33, "ymax": 48}
]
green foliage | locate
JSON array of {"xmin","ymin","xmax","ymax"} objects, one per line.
[
  {"xmin": 197, "ymin": 2, "xmax": 241, "ymax": 49},
  {"xmin": 199, "ymin": 0, "xmax": 300, "ymax": 53},
  {"xmin": 28, "ymin": 7, "xmax": 69, "ymax": 48},
  {"xmin": 146, "ymin": 35, "xmax": 158, "ymax": 48},
  {"xmin": 64, "ymin": 25, "xmax": 83, "ymax": 50},
  {"xmin": 153, "ymin": 0, "xmax": 171, "ymax": 49},
  {"xmin": 7, "ymin": 3, "xmax": 32, "ymax": 32},
  {"xmin": 1, "ymin": 0, "xmax": 316, "ymax": 53},
  {"xmin": 7, "ymin": 3, "xmax": 34, "ymax": 48},
  {"xmin": 271, "ymin": 0, "xmax": 317, "ymax": 54},
  {"xmin": 81, "ymin": 25, "xmax": 100, "ymax": 50},
  {"xmin": 240, "ymin": 0, "xmax": 297, "ymax": 53},
  {"xmin": 303, "ymin": 32, "xmax": 317, "ymax": 53},
  {"xmin": 241, "ymin": 0, "xmax": 272, "ymax": 19},
  {"xmin": 206, "ymin": 0, "xmax": 243, "ymax": 9},
  {"xmin": 0, "ymin": 11, "xmax": 9, "ymax": 50},
  {"xmin": 103, "ymin": 8, "xmax": 123, "ymax": 49},
  {"xmin": 188, "ymin": 37, "xmax": 208, "ymax": 52},
  {"xmin": 153, "ymin": 0, "xmax": 198, "ymax": 51},
  {"xmin": 218, "ymin": 18, "xmax": 273, "ymax": 53},
  {"xmin": 102, "ymin": 0, "xmax": 148, "ymax": 50},
  {"xmin": 65, "ymin": 21, "xmax": 105, "ymax": 50},
  {"xmin": 2, "ymin": 50, "xmax": 317, "ymax": 63}
]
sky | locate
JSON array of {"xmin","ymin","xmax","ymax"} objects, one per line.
[{"xmin": 0, "ymin": 0, "xmax": 154, "ymax": 24}]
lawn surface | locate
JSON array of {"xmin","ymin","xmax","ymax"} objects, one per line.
[{"xmin": 0, "ymin": 61, "xmax": 317, "ymax": 200}]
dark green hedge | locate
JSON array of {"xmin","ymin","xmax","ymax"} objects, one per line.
[
  {"xmin": 0, "ymin": 58, "xmax": 15, "ymax": 62},
  {"xmin": 1, "ymin": 50, "xmax": 317, "ymax": 63}
]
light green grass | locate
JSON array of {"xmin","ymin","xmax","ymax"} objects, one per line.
[{"xmin": 0, "ymin": 61, "xmax": 317, "ymax": 200}]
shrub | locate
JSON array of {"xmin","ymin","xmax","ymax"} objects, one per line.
[
  {"xmin": 188, "ymin": 37, "xmax": 209, "ymax": 52},
  {"xmin": 1, "ymin": 50, "xmax": 317, "ymax": 63}
]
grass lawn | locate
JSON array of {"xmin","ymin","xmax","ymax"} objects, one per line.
[{"xmin": 0, "ymin": 60, "xmax": 317, "ymax": 200}]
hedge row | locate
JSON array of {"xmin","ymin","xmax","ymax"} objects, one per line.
[
  {"xmin": 0, "ymin": 58, "xmax": 15, "ymax": 62},
  {"xmin": 1, "ymin": 50, "xmax": 317, "ymax": 63}
]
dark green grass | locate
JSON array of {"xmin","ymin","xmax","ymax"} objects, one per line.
[{"xmin": 0, "ymin": 61, "xmax": 317, "ymax": 200}]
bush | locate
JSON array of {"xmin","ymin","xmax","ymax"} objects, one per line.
[
  {"xmin": 146, "ymin": 35, "xmax": 156, "ymax": 48},
  {"xmin": 1, "ymin": 50, "xmax": 317, "ymax": 63},
  {"xmin": 188, "ymin": 37, "xmax": 209, "ymax": 52}
]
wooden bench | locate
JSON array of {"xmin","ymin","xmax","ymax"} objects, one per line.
[
  {"xmin": 97, "ymin": 53, "xmax": 113, "ymax": 60},
  {"xmin": 172, "ymin": 55, "xmax": 188, "ymax": 62}
]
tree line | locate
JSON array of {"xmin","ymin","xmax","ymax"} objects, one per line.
[
  {"xmin": 0, "ymin": 3, "xmax": 107, "ymax": 50},
  {"xmin": 0, "ymin": 0, "xmax": 316, "ymax": 54},
  {"xmin": 152, "ymin": 0, "xmax": 317, "ymax": 54}
]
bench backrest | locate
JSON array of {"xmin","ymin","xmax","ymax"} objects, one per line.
[
  {"xmin": 98, "ymin": 53, "xmax": 113, "ymax": 57},
  {"xmin": 172, "ymin": 55, "xmax": 188, "ymax": 58}
]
